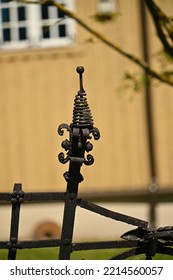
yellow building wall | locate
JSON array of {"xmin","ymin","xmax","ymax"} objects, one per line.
[{"xmin": 0, "ymin": 0, "xmax": 172, "ymax": 194}]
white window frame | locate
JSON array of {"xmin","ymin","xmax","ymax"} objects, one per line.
[{"xmin": 0, "ymin": 0, "xmax": 75, "ymax": 50}]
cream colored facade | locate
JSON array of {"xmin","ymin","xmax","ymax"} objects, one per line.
[{"xmin": 0, "ymin": 0, "xmax": 173, "ymax": 195}]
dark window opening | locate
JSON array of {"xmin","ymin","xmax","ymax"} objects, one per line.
[
  {"xmin": 19, "ymin": 27, "xmax": 26, "ymax": 40},
  {"xmin": 3, "ymin": 28, "xmax": 10, "ymax": 41},
  {"xmin": 2, "ymin": 8, "xmax": 10, "ymax": 22},
  {"xmin": 42, "ymin": 26, "xmax": 50, "ymax": 38},
  {"xmin": 18, "ymin": 6, "xmax": 26, "ymax": 21},
  {"xmin": 41, "ymin": 5, "xmax": 49, "ymax": 20},
  {"xmin": 59, "ymin": 24, "xmax": 66, "ymax": 37},
  {"xmin": 57, "ymin": 6, "xmax": 65, "ymax": 18},
  {"xmin": 0, "ymin": 0, "xmax": 10, "ymax": 3}
]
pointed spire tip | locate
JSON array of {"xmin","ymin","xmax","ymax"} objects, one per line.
[{"xmin": 76, "ymin": 66, "xmax": 85, "ymax": 93}]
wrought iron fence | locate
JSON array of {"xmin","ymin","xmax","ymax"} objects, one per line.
[{"xmin": 0, "ymin": 66, "xmax": 173, "ymax": 260}]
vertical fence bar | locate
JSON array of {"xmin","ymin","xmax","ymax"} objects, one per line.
[
  {"xmin": 58, "ymin": 67, "xmax": 100, "ymax": 259},
  {"xmin": 8, "ymin": 183, "xmax": 24, "ymax": 260},
  {"xmin": 58, "ymin": 133, "xmax": 85, "ymax": 259}
]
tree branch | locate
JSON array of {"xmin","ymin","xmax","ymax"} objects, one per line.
[
  {"xmin": 144, "ymin": 0, "xmax": 173, "ymax": 57},
  {"xmin": 19, "ymin": 0, "xmax": 173, "ymax": 87}
]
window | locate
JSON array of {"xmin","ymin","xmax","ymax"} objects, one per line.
[
  {"xmin": 96, "ymin": 0, "xmax": 117, "ymax": 15},
  {"xmin": 0, "ymin": 0, "xmax": 75, "ymax": 50}
]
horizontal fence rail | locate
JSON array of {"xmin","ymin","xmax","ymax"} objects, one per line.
[{"xmin": 1, "ymin": 184, "xmax": 173, "ymax": 260}]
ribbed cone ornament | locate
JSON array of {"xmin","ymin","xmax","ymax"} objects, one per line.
[{"xmin": 72, "ymin": 66, "xmax": 94, "ymax": 128}]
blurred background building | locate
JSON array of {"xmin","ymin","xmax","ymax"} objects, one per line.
[{"xmin": 0, "ymin": 0, "xmax": 173, "ymax": 241}]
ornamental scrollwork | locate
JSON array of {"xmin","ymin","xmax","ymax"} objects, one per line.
[
  {"xmin": 58, "ymin": 152, "xmax": 70, "ymax": 164},
  {"xmin": 58, "ymin": 123, "xmax": 72, "ymax": 136},
  {"xmin": 84, "ymin": 154, "xmax": 94, "ymax": 166},
  {"xmin": 90, "ymin": 127, "xmax": 100, "ymax": 140},
  {"xmin": 58, "ymin": 123, "xmax": 72, "ymax": 165}
]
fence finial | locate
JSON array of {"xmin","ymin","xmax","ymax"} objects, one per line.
[{"xmin": 72, "ymin": 66, "xmax": 94, "ymax": 127}]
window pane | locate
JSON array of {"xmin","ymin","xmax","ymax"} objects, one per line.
[
  {"xmin": 1, "ymin": 8, "xmax": 10, "ymax": 23},
  {"xmin": 0, "ymin": 1, "xmax": 74, "ymax": 48},
  {"xmin": 19, "ymin": 27, "xmax": 26, "ymax": 40},
  {"xmin": 59, "ymin": 24, "xmax": 66, "ymax": 37},
  {"xmin": 18, "ymin": 6, "xmax": 26, "ymax": 21},
  {"xmin": 58, "ymin": 7, "xmax": 65, "ymax": 18},
  {"xmin": 42, "ymin": 26, "xmax": 50, "ymax": 38},
  {"xmin": 41, "ymin": 5, "xmax": 49, "ymax": 19},
  {"xmin": 0, "ymin": 0, "xmax": 10, "ymax": 3},
  {"xmin": 3, "ymin": 28, "xmax": 11, "ymax": 41}
]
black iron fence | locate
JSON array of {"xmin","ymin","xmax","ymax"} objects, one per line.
[{"xmin": 0, "ymin": 67, "xmax": 173, "ymax": 260}]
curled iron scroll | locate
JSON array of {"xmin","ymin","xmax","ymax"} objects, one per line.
[
  {"xmin": 90, "ymin": 127, "xmax": 100, "ymax": 140},
  {"xmin": 58, "ymin": 152, "xmax": 70, "ymax": 164},
  {"xmin": 84, "ymin": 154, "xmax": 94, "ymax": 166},
  {"xmin": 58, "ymin": 123, "xmax": 72, "ymax": 164},
  {"xmin": 58, "ymin": 124, "xmax": 72, "ymax": 136}
]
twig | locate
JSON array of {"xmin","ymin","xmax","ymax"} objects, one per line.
[{"xmin": 18, "ymin": 0, "xmax": 173, "ymax": 87}]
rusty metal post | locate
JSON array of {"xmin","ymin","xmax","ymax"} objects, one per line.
[{"xmin": 58, "ymin": 66, "xmax": 100, "ymax": 259}]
